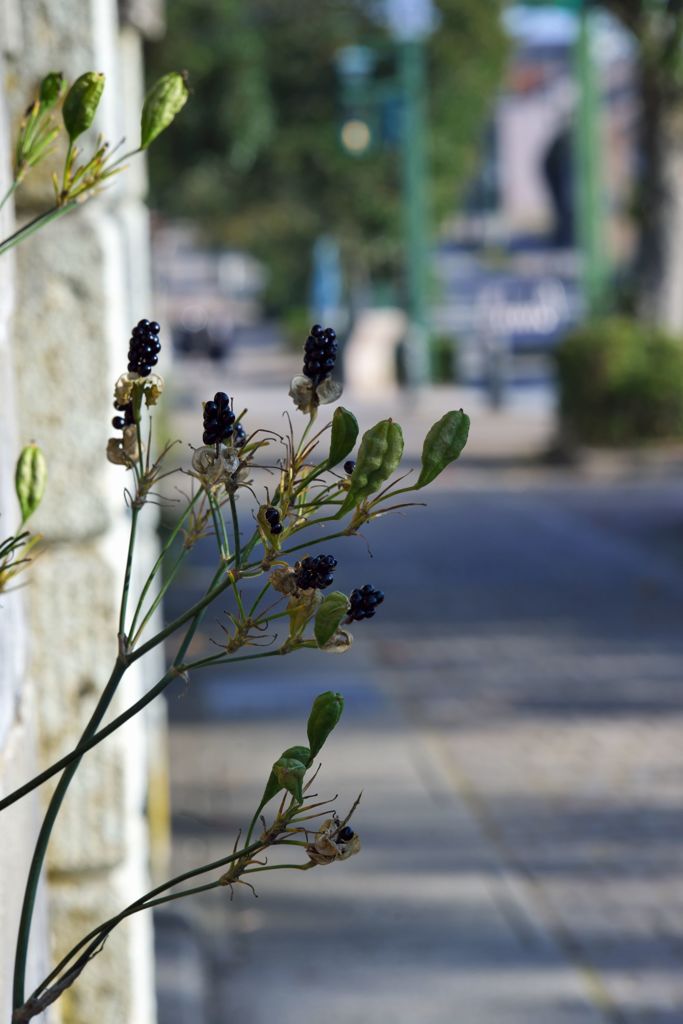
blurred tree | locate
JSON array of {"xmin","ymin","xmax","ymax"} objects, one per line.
[
  {"xmin": 146, "ymin": 0, "xmax": 506, "ymax": 312},
  {"xmin": 602, "ymin": 0, "xmax": 683, "ymax": 328}
]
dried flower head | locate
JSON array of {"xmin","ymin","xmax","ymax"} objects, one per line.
[{"xmin": 306, "ymin": 815, "xmax": 361, "ymax": 865}]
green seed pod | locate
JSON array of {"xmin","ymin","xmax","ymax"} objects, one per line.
[
  {"xmin": 62, "ymin": 72, "xmax": 105, "ymax": 141},
  {"xmin": 15, "ymin": 444, "xmax": 47, "ymax": 525},
  {"xmin": 255, "ymin": 745, "xmax": 311, "ymax": 816},
  {"xmin": 273, "ymin": 756, "xmax": 307, "ymax": 804},
  {"xmin": 140, "ymin": 72, "xmax": 188, "ymax": 149},
  {"xmin": 39, "ymin": 72, "xmax": 65, "ymax": 110},
  {"xmin": 307, "ymin": 691, "xmax": 344, "ymax": 760}
]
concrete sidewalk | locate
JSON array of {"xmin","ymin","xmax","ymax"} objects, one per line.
[
  {"xmin": 156, "ymin": 644, "xmax": 610, "ymax": 1024},
  {"xmin": 154, "ymin": 345, "xmax": 683, "ymax": 1024}
]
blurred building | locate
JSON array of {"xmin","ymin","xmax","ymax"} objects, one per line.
[
  {"xmin": 151, "ymin": 221, "xmax": 266, "ymax": 360},
  {"xmin": 436, "ymin": 8, "xmax": 637, "ymax": 388}
]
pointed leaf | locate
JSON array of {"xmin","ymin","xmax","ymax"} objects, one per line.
[
  {"xmin": 340, "ymin": 418, "xmax": 404, "ymax": 512},
  {"xmin": 416, "ymin": 410, "xmax": 470, "ymax": 489},
  {"xmin": 327, "ymin": 407, "xmax": 358, "ymax": 468},
  {"xmin": 314, "ymin": 591, "xmax": 349, "ymax": 647}
]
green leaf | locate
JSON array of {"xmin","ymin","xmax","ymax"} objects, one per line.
[
  {"xmin": 327, "ymin": 407, "xmax": 358, "ymax": 468},
  {"xmin": 340, "ymin": 418, "xmax": 404, "ymax": 512},
  {"xmin": 307, "ymin": 691, "xmax": 344, "ymax": 759},
  {"xmin": 62, "ymin": 72, "xmax": 104, "ymax": 142},
  {"xmin": 314, "ymin": 592, "xmax": 349, "ymax": 647},
  {"xmin": 415, "ymin": 410, "xmax": 470, "ymax": 489}
]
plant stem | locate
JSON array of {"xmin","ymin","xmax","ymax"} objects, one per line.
[
  {"xmin": 0, "ymin": 651, "xmax": 279, "ymax": 814},
  {"xmin": 0, "ymin": 179, "xmax": 19, "ymax": 214},
  {"xmin": 31, "ymin": 838, "xmax": 265, "ymax": 1002},
  {"xmin": 0, "ymin": 203, "xmax": 77, "ymax": 257},
  {"xmin": 118, "ymin": 506, "xmax": 140, "ymax": 638},
  {"xmin": 127, "ymin": 490, "xmax": 202, "ymax": 642},
  {"xmin": 229, "ymin": 491, "xmax": 241, "ymax": 568},
  {"xmin": 12, "ymin": 657, "xmax": 127, "ymax": 1010},
  {"xmin": 128, "ymin": 573, "xmax": 233, "ymax": 661}
]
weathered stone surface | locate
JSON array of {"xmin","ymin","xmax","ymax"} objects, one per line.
[
  {"xmin": 49, "ymin": 859, "xmax": 155, "ymax": 1024},
  {"xmin": 0, "ymin": 4, "xmax": 163, "ymax": 1024}
]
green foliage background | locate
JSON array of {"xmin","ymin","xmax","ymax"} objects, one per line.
[
  {"xmin": 556, "ymin": 317, "xmax": 683, "ymax": 444},
  {"xmin": 147, "ymin": 0, "xmax": 507, "ymax": 311}
]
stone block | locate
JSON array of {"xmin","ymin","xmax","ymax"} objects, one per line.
[{"xmin": 49, "ymin": 859, "xmax": 155, "ymax": 1024}]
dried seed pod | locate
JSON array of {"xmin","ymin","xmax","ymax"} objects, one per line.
[
  {"xmin": 15, "ymin": 444, "xmax": 47, "ymax": 524},
  {"xmin": 62, "ymin": 72, "xmax": 105, "ymax": 141},
  {"xmin": 306, "ymin": 816, "xmax": 361, "ymax": 865},
  {"xmin": 140, "ymin": 72, "xmax": 188, "ymax": 149}
]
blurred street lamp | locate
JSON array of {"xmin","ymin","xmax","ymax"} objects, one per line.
[
  {"xmin": 335, "ymin": 45, "xmax": 377, "ymax": 157},
  {"xmin": 384, "ymin": 0, "xmax": 437, "ymax": 387}
]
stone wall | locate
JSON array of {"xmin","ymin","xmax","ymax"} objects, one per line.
[{"xmin": 0, "ymin": 1, "xmax": 164, "ymax": 1021}]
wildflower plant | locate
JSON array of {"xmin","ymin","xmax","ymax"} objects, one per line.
[
  {"xmin": 0, "ymin": 69, "xmax": 188, "ymax": 255},
  {"xmin": 1, "ymin": 318, "xmax": 470, "ymax": 1021}
]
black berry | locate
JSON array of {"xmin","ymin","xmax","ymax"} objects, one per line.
[
  {"xmin": 346, "ymin": 584, "xmax": 384, "ymax": 622},
  {"xmin": 202, "ymin": 390, "xmax": 235, "ymax": 446},
  {"xmin": 127, "ymin": 318, "xmax": 161, "ymax": 377},
  {"xmin": 302, "ymin": 324, "xmax": 337, "ymax": 385},
  {"xmin": 234, "ymin": 422, "xmax": 247, "ymax": 448},
  {"xmin": 344, "ymin": 460, "xmax": 355, "ymax": 475},
  {"xmin": 294, "ymin": 553, "xmax": 337, "ymax": 590},
  {"xmin": 264, "ymin": 506, "xmax": 283, "ymax": 535},
  {"xmin": 112, "ymin": 416, "xmax": 126, "ymax": 430},
  {"xmin": 337, "ymin": 826, "xmax": 355, "ymax": 842}
]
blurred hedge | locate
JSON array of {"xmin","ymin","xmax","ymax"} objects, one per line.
[{"xmin": 555, "ymin": 317, "xmax": 683, "ymax": 445}]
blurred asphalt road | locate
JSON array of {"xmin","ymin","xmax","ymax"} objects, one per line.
[{"xmin": 154, "ymin": 345, "xmax": 683, "ymax": 1024}]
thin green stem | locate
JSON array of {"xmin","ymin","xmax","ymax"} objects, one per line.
[
  {"xmin": 280, "ymin": 530, "xmax": 351, "ymax": 557},
  {"xmin": 0, "ymin": 179, "xmax": 19, "ymax": 214},
  {"xmin": 118, "ymin": 507, "xmax": 140, "ymax": 639},
  {"xmin": 0, "ymin": 202, "xmax": 77, "ymax": 257},
  {"xmin": 12, "ymin": 658, "xmax": 127, "ymax": 1010},
  {"xmin": 242, "ymin": 863, "xmax": 311, "ymax": 874},
  {"xmin": 0, "ymin": 651, "xmax": 279, "ymax": 815},
  {"xmin": 129, "ymin": 568, "xmax": 234, "ymax": 662},
  {"xmin": 128, "ymin": 490, "xmax": 202, "ymax": 642},
  {"xmin": 248, "ymin": 579, "xmax": 272, "ymax": 619},
  {"xmin": 31, "ymin": 837, "xmax": 265, "ymax": 1002},
  {"xmin": 130, "ymin": 546, "xmax": 186, "ymax": 647},
  {"xmin": 229, "ymin": 491, "xmax": 242, "ymax": 569},
  {"xmin": 208, "ymin": 491, "xmax": 230, "ymax": 561}
]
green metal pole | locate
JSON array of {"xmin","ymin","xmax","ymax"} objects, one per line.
[
  {"xmin": 574, "ymin": 3, "xmax": 606, "ymax": 313},
  {"xmin": 398, "ymin": 38, "xmax": 431, "ymax": 385}
]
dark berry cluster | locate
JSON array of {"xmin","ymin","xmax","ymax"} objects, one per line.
[
  {"xmin": 111, "ymin": 401, "xmax": 135, "ymax": 431},
  {"xmin": 264, "ymin": 507, "xmax": 283, "ymax": 535},
  {"xmin": 203, "ymin": 391, "xmax": 235, "ymax": 446},
  {"xmin": 234, "ymin": 422, "xmax": 247, "ymax": 448},
  {"xmin": 128, "ymin": 319, "xmax": 161, "ymax": 377},
  {"xmin": 346, "ymin": 584, "xmax": 384, "ymax": 622},
  {"xmin": 294, "ymin": 553, "xmax": 337, "ymax": 590},
  {"xmin": 303, "ymin": 324, "xmax": 337, "ymax": 385},
  {"xmin": 344, "ymin": 460, "xmax": 355, "ymax": 475}
]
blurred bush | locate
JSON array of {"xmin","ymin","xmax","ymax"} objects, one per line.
[{"xmin": 556, "ymin": 317, "xmax": 683, "ymax": 445}]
